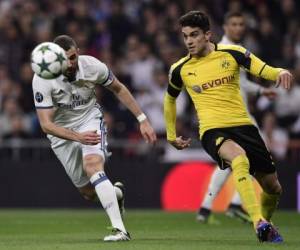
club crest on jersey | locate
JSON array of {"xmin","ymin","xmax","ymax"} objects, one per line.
[
  {"xmin": 35, "ymin": 92, "xmax": 43, "ymax": 103},
  {"xmin": 192, "ymin": 85, "xmax": 202, "ymax": 93},
  {"xmin": 221, "ymin": 58, "xmax": 230, "ymax": 69}
]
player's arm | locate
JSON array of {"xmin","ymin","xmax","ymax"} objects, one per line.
[
  {"xmin": 164, "ymin": 66, "xmax": 191, "ymax": 150},
  {"xmin": 36, "ymin": 108, "xmax": 100, "ymax": 145},
  {"xmin": 230, "ymin": 45, "xmax": 293, "ymax": 89},
  {"xmin": 106, "ymin": 77, "xmax": 157, "ymax": 144}
]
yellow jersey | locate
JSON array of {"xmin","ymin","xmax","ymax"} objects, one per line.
[{"xmin": 164, "ymin": 44, "xmax": 282, "ymax": 140}]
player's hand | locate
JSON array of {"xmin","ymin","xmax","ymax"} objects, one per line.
[
  {"xmin": 168, "ymin": 136, "xmax": 191, "ymax": 150},
  {"xmin": 275, "ymin": 70, "xmax": 293, "ymax": 90},
  {"xmin": 78, "ymin": 130, "xmax": 101, "ymax": 145},
  {"xmin": 139, "ymin": 120, "xmax": 157, "ymax": 144},
  {"xmin": 261, "ymin": 88, "xmax": 277, "ymax": 100}
]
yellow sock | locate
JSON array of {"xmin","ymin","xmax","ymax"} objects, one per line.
[
  {"xmin": 231, "ymin": 155, "xmax": 264, "ymax": 226},
  {"xmin": 261, "ymin": 192, "xmax": 280, "ymax": 221}
]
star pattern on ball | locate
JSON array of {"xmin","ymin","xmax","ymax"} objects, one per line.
[
  {"xmin": 38, "ymin": 45, "xmax": 50, "ymax": 54},
  {"xmin": 55, "ymin": 52, "xmax": 66, "ymax": 64},
  {"xmin": 38, "ymin": 59, "xmax": 51, "ymax": 73}
]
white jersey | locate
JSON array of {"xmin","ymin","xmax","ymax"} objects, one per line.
[
  {"xmin": 219, "ymin": 36, "xmax": 262, "ymax": 106},
  {"xmin": 32, "ymin": 55, "xmax": 114, "ymax": 146}
]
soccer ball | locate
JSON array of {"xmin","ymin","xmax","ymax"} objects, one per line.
[{"xmin": 31, "ymin": 42, "xmax": 68, "ymax": 79}]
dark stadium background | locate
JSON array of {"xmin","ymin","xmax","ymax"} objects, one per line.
[{"xmin": 0, "ymin": 0, "xmax": 300, "ymax": 211}]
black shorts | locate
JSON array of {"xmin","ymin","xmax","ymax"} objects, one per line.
[{"xmin": 201, "ymin": 125, "xmax": 276, "ymax": 175}]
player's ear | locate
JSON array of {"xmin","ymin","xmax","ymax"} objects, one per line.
[
  {"xmin": 204, "ymin": 31, "xmax": 212, "ymax": 42},
  {"xmin": 77, "ymin": 48, "xmax": 80, "ymax": 54}
]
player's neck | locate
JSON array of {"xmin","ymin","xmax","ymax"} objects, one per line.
[{"xmin": 193, "ymin": 42, "xmax": 215, "ymax": 58}]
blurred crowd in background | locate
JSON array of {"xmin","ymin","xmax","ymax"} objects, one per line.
[{"xmin": 0, "ymin": 0, "xmax": 300, "ymax": 162}]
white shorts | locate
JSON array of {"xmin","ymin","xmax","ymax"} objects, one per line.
[{"xmin": 51, "ymin": 116, "xmax": 108, "ymax": 188}]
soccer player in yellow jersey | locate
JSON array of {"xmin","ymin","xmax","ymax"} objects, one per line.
[
  {"xmin": 198, "ymin": 11, "xmax": 277, "ymax": 224},
  {"xmin": 164, "ymin": 11, "xmax": 293, "ymax": 243}
]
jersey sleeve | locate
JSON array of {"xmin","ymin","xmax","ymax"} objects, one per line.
[
  {"xmin": 164, "ymin": 64, "xmax": 184, "ymax": 141},
  {"xmin": 85, "ymin": 57, "xmax": 114, "ymax": 87},
  {"xmin": 164, "ymin": 93, "xmax": 177, "ymax": 141},
  {"xmin": 32, "ymin": 75, "xmax": 54, "ymax": 109},
  {"xmin": 221, "ymin": 45, "xmax": 283, "ymax": 81},
  {"xmin": 167, "ymin": 64, "xmax": 184, "ymax": 98}
]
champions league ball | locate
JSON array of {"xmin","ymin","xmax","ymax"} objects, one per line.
[{"xmin": 31, "ymin": 42, "xmax": 68, "ymax": 79}]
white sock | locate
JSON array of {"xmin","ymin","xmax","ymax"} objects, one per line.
[
  {"xmin": 230, "ymin": 190, "xmax": 242, "ymax": 206},
  {"xmin": 201, "ymin": 167, "xmax": 231, "ymax": 209},
  {"xmin": 90, "ymin": 171, "xmax": 126, "ymax": 233}
]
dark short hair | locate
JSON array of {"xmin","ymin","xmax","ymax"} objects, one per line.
[
  {"xmin": 53, "ymin": 35, "xmax": 77, "ymax": 50},
  {"xmin": 224, "ymin": 11, "xmax": 244, "ymax": 24},
  {"xmin": 179, "ymin": 11, "xmax": 210, "ymax": 32}
]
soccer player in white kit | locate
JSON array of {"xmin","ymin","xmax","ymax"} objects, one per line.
[
  {"xmin": 196, "ymin": 12, "xmax": 277, "ymax": 223},
  {"xmin": 32, "ymin": 35, "xmax": 157, "ymax": 241}
]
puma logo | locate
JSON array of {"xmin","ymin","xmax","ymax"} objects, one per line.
[{"xmin": 188, "ymin": 72, "xmax": 196, "ymax": 76}]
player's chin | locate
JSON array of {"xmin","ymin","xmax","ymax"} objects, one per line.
[{"xmin": 189, "ymin": 49, "xmax": 198, "ymax": 55}]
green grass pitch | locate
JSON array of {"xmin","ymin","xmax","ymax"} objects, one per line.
[{"xmin": 0, "ymin": 209, "xmax": 299, "ymax": 250}]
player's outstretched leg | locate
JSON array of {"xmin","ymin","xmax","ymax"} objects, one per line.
[
  {"xmin": 230, "ymin": 155, "xmax": 283, "ymax": 243},
  {"xmin": 90, "ymin": 171, "xmax": 130, "ymax": 242},
  {"xmin": 197, "ymin": 167, "xmax": 231, "ymax": 223},
  {"xmin": 230, "ymin": 155, "xmax": 263, "ymax": 221},
  {"xmin": 104, "ymin": 182, "xmax": 131, "ymax": 242}
]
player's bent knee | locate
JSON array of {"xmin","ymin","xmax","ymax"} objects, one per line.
[
  {"xmin": 83, "ymin": 154, "xmax": 105, "ymax": 176},
  {"xmin": 84, "ymin": 154, "xmax": 103, "ymax": 165}
]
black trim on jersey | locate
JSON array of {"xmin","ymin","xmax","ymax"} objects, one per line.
[
  {"xmin": 168, "ymin": 55, "xmax": 191, "ymax": 98},
  {"xmin": 167, "ymin": 85, "xmax": 181, "ymax": 97},
  {"xmin": 259, "ymin": 63, "xmax": 267, "ymax": 76},
  {"xmin": 217, "ymin": 49, "xmax": 251, "ymax": 70},
  {"xmin": 101, "ymin": 69, "xmax": 114, "ymax": 85},
  {"xmin": 35, "ymin": 106, "xmax": 54, "ymax": 109}
]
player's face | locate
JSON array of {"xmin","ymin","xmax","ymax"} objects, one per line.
[
  {"xmin": 223, "ymin": 16, "xmax": 245, "ymax": 43},
  {"xmin": 182, "ymin": 26, "xmax": 211, "ymax": 56},
  {"xmin": 64, "ymin": 46, "xmax": 79, "ymax": 78}
]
